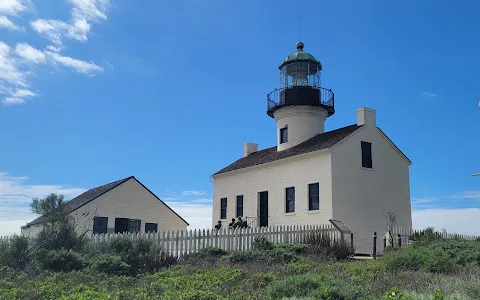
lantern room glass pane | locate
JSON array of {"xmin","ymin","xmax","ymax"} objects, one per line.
[{"xmin": 280, "ymin": 62, "xmax": 321, "ymax": 89}]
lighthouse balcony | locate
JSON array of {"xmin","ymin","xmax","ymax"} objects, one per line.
[{"xmin": 267, "ymin": 86, "xmax": 335, "ymax": 117}]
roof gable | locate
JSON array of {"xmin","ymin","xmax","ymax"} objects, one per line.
[
  {"xmin": 212, "ymin": 124, "xmax": 362, "ymax": 176},
  {"xmin": 25, "ymin": 176, "xmax": 189, "ymax": 227}
]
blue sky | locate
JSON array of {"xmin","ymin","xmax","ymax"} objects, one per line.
[{"xmin": 0, "ymin": 0, "xmax": 479, "ymax": 235}]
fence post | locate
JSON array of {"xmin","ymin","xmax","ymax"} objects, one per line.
[
  {"xmin": 350, "ymin": 233, "xmax": 354, "ymax": 254},
  {"xmin": 372, "ymin": 232, "xmax": 377, "ymax": 260},
  {"xmin": 383, "ymin": 235, "xmax": 387, "ymax": 250},
  {"xmin": 397, "ymin": 234, "xmax": 402, "ymax": 248}
]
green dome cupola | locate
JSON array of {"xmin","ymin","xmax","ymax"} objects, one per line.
[{"xmin": 279, "ymin": 41, "xmax": 322, "ymax": 70}]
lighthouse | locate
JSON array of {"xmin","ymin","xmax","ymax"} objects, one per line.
[{"xmin": 267, "ymin": 41, "xmax": 335, "ymax": 151}]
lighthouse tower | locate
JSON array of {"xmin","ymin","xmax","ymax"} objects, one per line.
[{"xmin": 267, "ymin": 41, "xmax": 335, "ymax": 151}]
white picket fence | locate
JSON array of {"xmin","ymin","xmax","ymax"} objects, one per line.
[
  {"xmin": 389, "ymin": 227, "xmax": 480, "ymax": 248},
  {"xmin": 89, "ymin": 224, "xmax": 343, "ymax": 257}
]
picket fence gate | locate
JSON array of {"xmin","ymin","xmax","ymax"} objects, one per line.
[{"xmin": 88, "ymin": 224, "xmax": 342, "ymax": 257}]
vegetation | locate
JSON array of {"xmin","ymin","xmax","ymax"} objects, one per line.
[{"xmin": 2, "ymin": 195, "xmax": 480, "ymax": 299}]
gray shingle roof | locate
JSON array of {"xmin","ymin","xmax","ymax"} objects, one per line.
[{"xmin": 212, "ymin": 124, "xmax": 362, "ymax": 176}]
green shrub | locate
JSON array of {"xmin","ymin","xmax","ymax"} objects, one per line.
[
  {"xmin": 409, "ymin": 227, "xmax": 444, "ymax": 243},
  {"xmin": 382, "ymin": 247, "xmax": 455, "ymax": 273},
  {"xmin": 222, "ymin": 244, "xmax": 303, "ymax": 265},
  {"xmin": 92, "ymin": 254, "xmax": 131, "ymax": 275},
  {"xmin": 304, "ymin": 232, "xmax": 354, "ymax": 260},
  {"xmin": 266, "ymin": 274, "xmax": 365, "ymax": 300},
  {"xmin": 35, "ymin": 223, "xmax": 87, "ymax": 252},
  {"xmin": 183, "ymin": 247, "xmax": 228, "ymax": 265},
  {"xmin": 97, "ymin": 238, "xmax": 177, "ymax": 275},
  {"xmin": 222, "ymin": 251, "xmax": 259, "ymax": 264},
  {"xmin": 0, "ymin": 235, "xmax": 31, "ymax": 269},
  {"xmin": 252, "ymin": 236, "xmax": 273, "ymax": 251},
  {"xmin": 37, "ymin": 248, "xmax": 86, "ymax": 272}
]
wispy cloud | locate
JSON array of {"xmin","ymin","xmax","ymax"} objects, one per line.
[
  {"xmin": 449, "ymin": 191, "xmax": 480, "ymax": 199},
  {"xmin": 31, "ymin": 0, "xmax": 108, "ymax": 45},
  {"xmin": 421, "ymin": 92, "xmax": 437, "ymax": 98},
  {"xmin": 0, "ymin": 0, "xmax": 109, "ymax": 105},
  {"xmin": 0, "ymin": 16, "xmax": 22, "ymax": 30},
  {"xmin": 181, "ymin": 190, "xmax": 206, "ymax": 196},
  {"xmin": 0, "ymin": 0, "xmax": 31, "ymax": 16},
  {"xmin": 15, "ymin": 43, "xmax": 46, "ymax": 64},
  {"xmin": 47, "ymin": 51, "xmax": 102, "ymax": 74}
]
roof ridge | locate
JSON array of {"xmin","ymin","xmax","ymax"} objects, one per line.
[{"xmin": 86, "ymin": 176, "xmax": 134, "ymax": 191}]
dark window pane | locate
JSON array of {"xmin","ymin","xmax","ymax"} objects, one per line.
[
  {"xmin": 361, "ymin": 141, "xmax": 373, "ymax": 168},
  {"xmin": 93, "ymin": 216, "xmax": 108, "ymax": 234},
  {"xmin": 280, "ymin": 127, "xmax": 288, "ymax": 143},
  {"xmin": 220, "ymin": 198, "xmax": 227, "ymax": 219},
  {"xmin": 285, "ymin": 187, "xmax": 295, "ymax": 213},
  {"xmin": 128, "ymin": 219, "xmax": 141, "ymax": 233},
  {"xmin": 236, "ymin": 195, "xmax": 244, "ymax": 217},
  {"xmin": 308, "ymin": 183, "xmax": 320, "ymax": 211},
  {"xmin": 145, "ymin": 223, "xmax": 158, "ymax": 233}
]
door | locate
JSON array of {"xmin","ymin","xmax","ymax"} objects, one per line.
[
  {"xmin": 259, "ymin": 191, "xmax": 268, "ymax": 227},
  {"xmin": 114, "ymin": 218, "xmax": 129, "ymax": 233}
]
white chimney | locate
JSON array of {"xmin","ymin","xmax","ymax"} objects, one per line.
[
  {"xmin": 243, "ymin": 142, "xmax": 258, "ymax": 157},
  {"xmin": 357, "ymin": 107, "xmax": 376, "ymax": 127}
]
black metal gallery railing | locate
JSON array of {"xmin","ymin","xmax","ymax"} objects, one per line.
[{"xmin": 267, "ymin": 86, "xmax": 334, "ymax": 115}]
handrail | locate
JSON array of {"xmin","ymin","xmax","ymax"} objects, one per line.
[{"xmin": 267, "ymin": 86, "xmax": 334, "ymax": 113}]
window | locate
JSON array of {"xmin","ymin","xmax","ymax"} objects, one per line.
[
  {"xmin": 128, "ymin": 219, "xmax": 141, "ymax": 233},
  {"xmin": 93, "ymin": 216, "xmax": 108, "ymax": 234},
  {"xmin": 220, "ymin": 198, "xmax": 227, "ymax": 219},
  {"xmin": 236, "ymin": 195, "xmax": 244, "ymax": 217},
  {"xmin": 361, "ymin": 141, "xmax": 373, "ymax": 168},
  {"xmin": 145, "ymin": 223, "xmax": 158, "ymax": 233},
  {"xmin": 285, "ymin": 187, "xmax": 295, "ymax": 213},
  {"xmin": 308, "ymin": 183, "xmax": 320, "ymax": 211},
  {"xmin": 280, "ymin": 127, "xmax": 288, "ymax": 143}
]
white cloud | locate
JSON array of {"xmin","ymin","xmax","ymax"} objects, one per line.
[
  {"xmin": 15, "ymin": 43, "xmax": 46, "ymax": 64},
  {"xmin": 0, "ymin": 42, "xmax": 35, "ymax": 104},
  {"xmin": 3, "ymin": 88, "xmax": 36, "ymax": 104},
  {"xmin": 0, "ymin": 220, "xmax": 32, "ymax": 236},
  {"xmin": 166, "ymin": 201, "xmax": 212, "ymax": 230},
  {"xmin": 0, "ymin": 42, "xmax": 27, "ymax": 87},
  {"xmin": 30, "ymin": 19, "xmax": 71, "ymax": 46},
  {"xmin": 0, "ymin": 0, "xmax": 30, "ymax": 16},
  {"xmin": 190, "ymin": 198, "xmax": 212, "ymax": 204},
  {"xmin": 450, "ymin": 191, "xmax": 480, "ymax": 199},
  {"xmin": 31, "ymin": 0, "xmax": 109, "ymax": 45},
  {"xmin": 0, "ymin": 171, "xmax": 85, "ymax": 235},
  {"xmin": 45, "ymin": 45, "xmax": 61, "ymax": 52},
  {"xmin": 421, "ymin": 92, "xmax": 437, "ymax": 98},
  {"xmin": 181, "ymin": 190, "xmax": 206, "ymax": 196},
  {"xmin": 47, "ymin": 51, "xmax": 102, "ymax": 74},
  {"xmin": 0, "ymin": 15, "xmax": 21, "ymax": 30},
  {"xmin": 413, "ymin": 208, "xmax": 480, "ymax": 236},
  {"xmin": 1, "ymin": 0, "xmax": 109, "ymax": 106}
]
